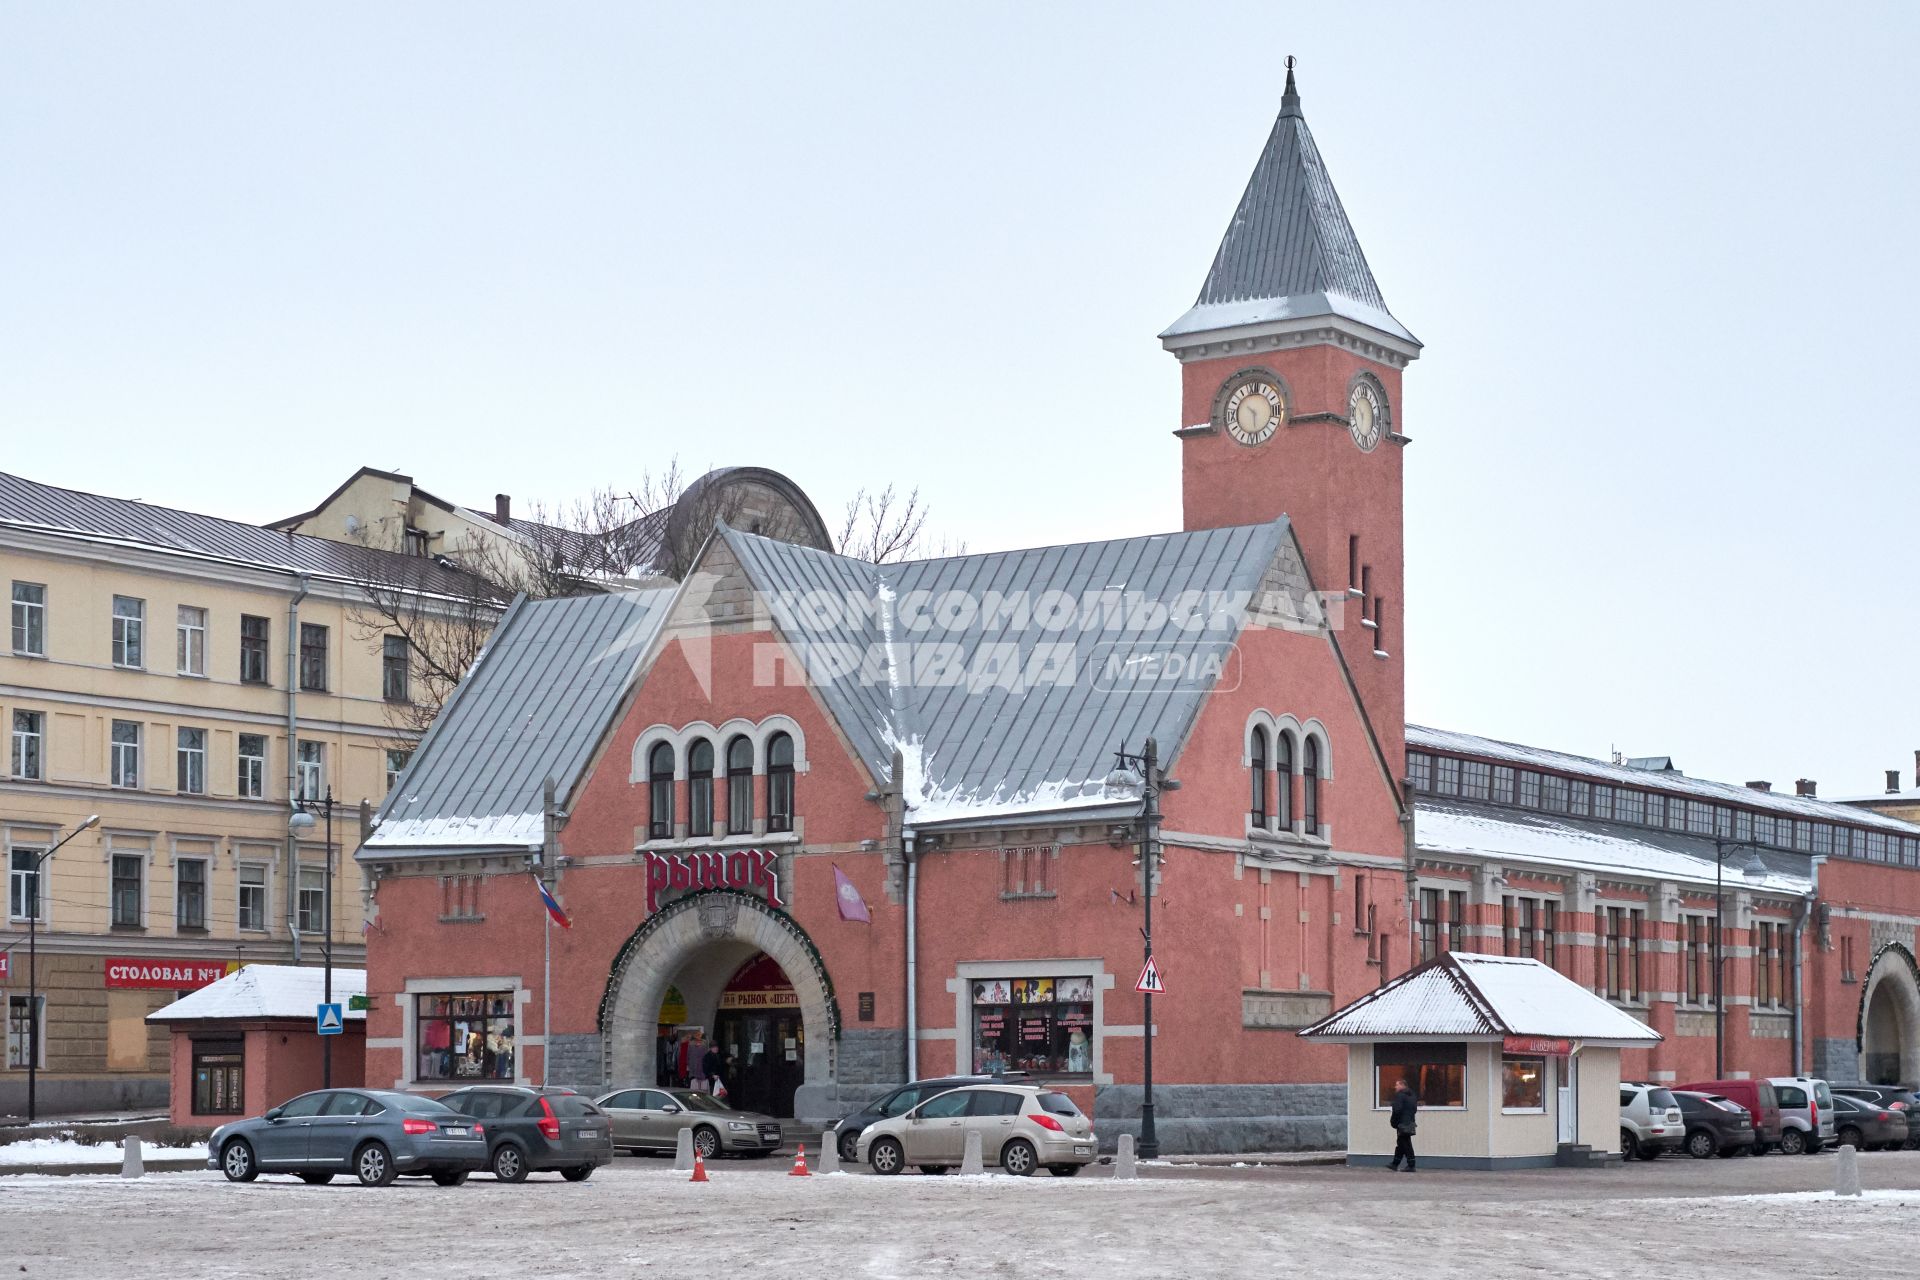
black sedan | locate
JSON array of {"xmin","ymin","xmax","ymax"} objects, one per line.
[{"xmin": 439, "ymin": 1085, "xmax": 614, "ymax": 1182}]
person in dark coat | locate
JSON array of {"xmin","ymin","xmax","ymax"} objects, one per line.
[
  {"xmin": 1387, "ymin": 1078, "xmax": 1419, "ymax": 1173},
  {"xmin": 701, "ymin": 1043, "xmax": 724, "ymax": 1097}
]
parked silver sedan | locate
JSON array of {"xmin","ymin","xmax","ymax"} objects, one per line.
[
  {"xmin": 210, "ymin": 1088, "xmax": 489, "ymax": 1186},
  {"xmin": 594, "ymin": 1087, "xmax": 783, "ymax": 1158}
]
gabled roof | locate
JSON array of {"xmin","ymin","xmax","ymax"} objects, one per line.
[
  {"xmin": 148, "ymin": 965, "xmax": 367, "ymax": 1024},
  {"xmin": 1161, "ymin": 69, "xmax": 1417, "ymax": 348},
  {"xmin": 363, "ymin": 587, "xmax": 675, "ymax": 855},
  {"xmin": 724, "ymin": 518, "xmax": 1303, "ymax": 824},
  {"xmin": 1300, "ymin": 952, "xmax": 1661, "ymax": 1045},
  {"xmin": 0, "ymin": 470, "xmax": 476, "ymax": 593}
]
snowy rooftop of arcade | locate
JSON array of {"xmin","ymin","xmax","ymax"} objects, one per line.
[
  {"xmin": 149, "ymin": 965, "xmax": 367, "ymax": 1024},
  {"xmin": 1300, "ymin": 952, "xmax": 1662, "ymax": 1045}
]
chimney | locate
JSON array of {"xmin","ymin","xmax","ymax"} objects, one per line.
[
  {"xmin": 1794, "ymin": 778, "xmax": 1817, "ymax": 798},
  {"xmin": 494, "ymin": 494, "xmax": 512, "ymax": 526},
  {"xmin": 1888, "ymin": 770, "xmax": 1903, "ymax": 796},
  {"xmin": 1746, "ymin": 780, "xmax": 1772, "ymax": 793}
]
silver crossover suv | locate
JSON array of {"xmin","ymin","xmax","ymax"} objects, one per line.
[{"xmin": 856, "ymin": 1083, "xmax": 1096, "ymax": 1176}]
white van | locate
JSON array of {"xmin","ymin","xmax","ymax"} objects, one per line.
[{"xmin": 1766, "ymin": 1076, "xmax": 1836, "ymax": 1154}]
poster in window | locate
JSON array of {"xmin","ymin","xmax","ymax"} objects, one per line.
[
  {"xmin": 974, "ymin": 979, "xmax": 1011, "ymax": 1005},
  {"xmin": 1055, "ymin": 976, "xmax": 1094, "ymax": 1003},
  {"xmin": 1013, "ymin": 978, "xmax": 1054, "ymax": 1004}
]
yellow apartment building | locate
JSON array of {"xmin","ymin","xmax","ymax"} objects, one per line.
[{"xmin": 0, "ymin": 469, "xmax": 487, "ymax": 1115}]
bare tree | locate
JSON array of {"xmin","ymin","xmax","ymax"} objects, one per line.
[
  {"xmin": 341, "ymin": 543, "xmax": 513, "ymax": 735},
  {"xmin": 837, "ymin": 484, "xmax": 962, "ymax": 563}
]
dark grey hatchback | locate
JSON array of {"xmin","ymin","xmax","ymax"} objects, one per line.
[
  {"xmin": 210, "ymin": 1088, "xmax": 489, "ymax": 1186},
  {"xmin": 439, "ymin": 1086, "xmax": 614, "ymax": 1183}
]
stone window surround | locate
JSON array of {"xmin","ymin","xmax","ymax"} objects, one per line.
[
  {"xmin": 942, "ymin": 960, "xmax": 1119, "ymax": 1086},
  {"xmin": 374, "ymin": 976, "xmax": 539, "ymax": 1092},
  {"xmin": 234, "ymin": 856, "xmax": 274, "ymax": 933},
  {"xmin": 629, "ymin": 715, "xmax": 812, "ymax": 782},
  {"xmin": 5, "ymin": 823, "xmax": 57, "ymax": 926},
  {"xmin": 1242, "ymin": 710, "xmax": 1333, "ymax": 841}
]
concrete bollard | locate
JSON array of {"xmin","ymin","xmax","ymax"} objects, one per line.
[
  {"xmin": 673, "ymin": 1127, "xmax": 695, "ymax": 1173},
  {"xmin": 1114, "ymin": 1132, "xmax": 1137, "ymax": 1180},
  {"xmin": 1835, "ymin": 1143, "xmax": 1863, "ymax": 1197},
  {"xmin": 120, "ymin": 1136, "xmax": 144, "ymax": 1179},
  {"xmin": 818, "ymin": 1134, "xmax": 840, "ymax": 1174},
  {"xmin": 960, "ymin": 1128, "xmax": 984, "ymax": 1175}
]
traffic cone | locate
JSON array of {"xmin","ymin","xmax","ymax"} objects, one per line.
[
  {"xmin": 789, "ymin": 1147, "xmax": 810, "ymax": 1177},
  {"xmin": 689, "ymin": 1151, "xmax": 709, "ymax": 1183}
]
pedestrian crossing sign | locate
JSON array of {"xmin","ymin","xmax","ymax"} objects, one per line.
[
  {"xmin": 317, "ymin": 1003, "xmax": 344, "ymax": 1035},
  {"xmin": 1135, "ymin": 956, "xmax": 1164, "ymax": 994}
]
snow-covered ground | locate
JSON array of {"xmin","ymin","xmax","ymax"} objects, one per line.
[
  {"xmin": 2, "ymin": 1159, "xmax": 1916, "ymax": 1279},
  {"xmin": 0, "ymin": 1136, "xmax": 208, "ymax": 1165}
]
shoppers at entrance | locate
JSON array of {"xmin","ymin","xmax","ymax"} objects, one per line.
[
  {"xmin": 685, "ymin": 1030, "xmax": 709, "ymax": 1092},
  {"xmin": 702, "ymin": 1042, "xmax": 723, "ymax": 1097},
  {"xmin": 1387, "ymin": 1078, "xmax": 1418, "ymax": 1173}
]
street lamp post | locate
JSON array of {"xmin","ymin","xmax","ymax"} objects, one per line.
[
  {"xmin": 26, "ymin": 814, "xmax": 100, "ymax": 1123},
  {"xmin": 1108, "ymin": 738, "xmax": 1177, "ymax": 1161},
  {"xmin": 1712, "ymin": 839, "xmax": 1771, "ymax": 1079},
  {"xmin": 289, "ymin": 789, "xmax": 335, "ymax": 1088}
]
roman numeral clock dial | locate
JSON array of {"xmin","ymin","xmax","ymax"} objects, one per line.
[{"xmin": 1216, "ymin": 373, "xmax": 1286, "ymax": 445}]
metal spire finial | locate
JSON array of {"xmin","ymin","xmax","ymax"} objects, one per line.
[{"xmin": 1280, "ymin": 55, "xmax": 1301, "ymax": 118}]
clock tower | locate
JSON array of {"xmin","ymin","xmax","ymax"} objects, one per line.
[{"xmin": 1162, "ymin": 62, "xmax": 1419, "ymax": 775}]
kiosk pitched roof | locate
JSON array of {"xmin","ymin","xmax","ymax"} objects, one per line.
[{"xmin": 1300, "ymin": 952, "xmax": 1662, "ymax": 1045}]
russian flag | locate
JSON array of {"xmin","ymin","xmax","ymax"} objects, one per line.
[{"xmin": 533, "ymin": 874, "xmax": 573, "ymax": 928}]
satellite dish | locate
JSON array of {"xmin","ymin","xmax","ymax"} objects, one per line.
[{"xmin": 345, "ymin": 515, "xmax": 361, "ymax": 535}]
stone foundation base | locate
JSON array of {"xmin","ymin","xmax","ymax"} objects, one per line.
[{"xmin": 1094, "ymin": 1082, "xmax": 1347, "ymax": 1155}]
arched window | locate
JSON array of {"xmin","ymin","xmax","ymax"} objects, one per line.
[
  {"xmin": 767, "ymin": 732, "xmax": 796, "ymax": 833},
  {"xmin": 726, "ymin": 735, "xmax": 755, "ymax": 834},
  {"xmin": 1249, "ymin": 727, "xmax": 1269, "ymax": 827},
  {"xmin": 687, "ymin": 739, "xmax": 715, "ymax": 838},
  {"xmin": 647, "ymin": 742, "xmax": 675, "ymax": 840},
  {"xmin": 1275, "ymin": 731, "xmax": 1294, "ymax": 829},
  {"xmin": 1303, "ymin": 735, "xmax": 1321, "ymax": 834}
]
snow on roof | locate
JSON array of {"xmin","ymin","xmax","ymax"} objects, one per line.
[
  {"xmin": 1300, "ymin": 952, "xmax": 1662, "ymax": 1045},
  {"xmin": 148, "ymin": 965, "xmax": 366, "ymax": 1024},
  {"xmin": 1410, "ymin": 725, "xmax": 1920, "ymax": 838},
  {"xmin": 1415, "ymin": 800, "xmax": 1814, "ymax": 895}
]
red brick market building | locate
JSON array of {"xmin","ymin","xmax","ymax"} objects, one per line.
[{"xmin": 352, "ymin": 70, "xmax": 1920, "ymax": 1151}]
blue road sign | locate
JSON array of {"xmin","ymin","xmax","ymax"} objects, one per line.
[{"xmin": 317, "ymin": 1002, "xmax": 344, "ymax": 1036}]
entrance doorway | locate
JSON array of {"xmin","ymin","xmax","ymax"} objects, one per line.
[
  {"xmin": 1861, "ymin": 947, "xmax": 1920, "ymax": 1085},
  {"xmin": 601, "ymin": 889, "xmax": 838, "ymax": 1122},
  {"xmin": 711, "ymin": 954, "xmax": 804, "ymax": 1117}
]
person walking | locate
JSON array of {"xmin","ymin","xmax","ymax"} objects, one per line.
[
  {"xmin": 1387, "ymin": 1078, "xmax": 1419, "ymax": 1173},
  {"xmin": 702, "ymin": 1041, "xmax": 724, "ymax": 1100}
]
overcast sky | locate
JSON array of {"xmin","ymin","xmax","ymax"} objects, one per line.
[{"xmin": 4, "ymin": 3, "xmax": 1916, "ymax": 799}]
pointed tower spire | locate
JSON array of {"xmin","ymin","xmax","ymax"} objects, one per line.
[
  {"xmin": 1280, "ymin": 55, "xmax": 1301, "ymax": 119},
  {"xmin": 1160, "ymin": 63, "xmax": 1419, "ymax": 358}
]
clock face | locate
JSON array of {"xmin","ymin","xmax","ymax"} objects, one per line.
[
  {"xmin": 1349, "ymin": 380, "xmax": 1385, "ymax": 452},
  {"xmin": 1220, "ymin": 377, "xmax": 1285, "ymax": 446}
]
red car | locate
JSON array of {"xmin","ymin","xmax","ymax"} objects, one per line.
[{"xmin": 1674, "ymin": 1078, "xmax": 1783, "ymax": 1153}]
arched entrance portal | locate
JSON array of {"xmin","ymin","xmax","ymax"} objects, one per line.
[
  {"xmin": 599, "ymin": 890, "xmax": 838, "ymax": 1118},
  {"xmin": 1859, "ymin": 944, "xmax": 1920, "ymax": 1085}
]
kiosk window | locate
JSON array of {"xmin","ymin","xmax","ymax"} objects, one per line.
[
  {"xmin": 1373, "ymin": 1042, "xmax": 1466, "ymax": 1108},
  {"xmin": 1501, "ymin": 1057, "xmax": 1546, "ymax": 1110},
  {"xmin": 415, "ymin": 992, "xmax": 516, "ymax": 1081}
]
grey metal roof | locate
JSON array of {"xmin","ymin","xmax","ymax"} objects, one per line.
[
  {"xmin": 1415, "ymin": 798, "xmax": 1814, "ymax": 895},
  {"xmin": 1299, "ymin": 951, "xmax": 1661, "ymax": 1044},
  {"xmin": 363, "ymin": 587, "xmax": 674, "ymax": 854},
  {"xmin": 0, "ymin": 469, "xmax": 476, "ymax": 594},
  {"xmin": 725, "ymin": 519, "xmax": 1297, "ymax": 821},
  {"xmin": 1411, "ymin": 724, "xmax": 1920, "ymax": 838},
  {"xmin": 1161, "ymin": 70, "xmax": 1416, "ymax": 347}
]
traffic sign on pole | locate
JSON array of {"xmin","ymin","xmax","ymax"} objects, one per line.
[
  {"xmin": 1135, "ymin": 956, "xmax": 1164, "ymax": 994},
  {"xmin": 316, "ymin": 1003, "xmax": 344, "ymax": 1036}
]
